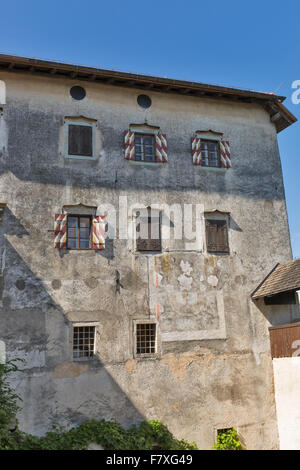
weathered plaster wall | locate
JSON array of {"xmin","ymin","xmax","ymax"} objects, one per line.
[{"xmin": 0, "ymin": 71, "xmax": 293, "ymax": 449}]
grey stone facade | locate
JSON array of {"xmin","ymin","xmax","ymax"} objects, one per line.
[{"xmin": 0, "ymin": 61, "xmax": 296, "ymax": 449}]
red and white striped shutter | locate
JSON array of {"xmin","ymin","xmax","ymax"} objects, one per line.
[
  {"xmin": 92, "ymin": 216, "xmax": 106, "ymax": 250},
  {"xmin": 220, "ymin": 141, "xmax": 231, "ymax": 168},
  {"xmin": 192, "ymin": 136, "xmax": 202, "ymax": 165},
  {"xmin": 124, "ymin": 130, "xmax": 135, "ymax": 160},
  {"xmin": 155, "ymin": 134, "xmax": 168, "ymax": 162},
  {"xmin": 54, "ymin": 213, "xmax": 67, "ymax": 249}
]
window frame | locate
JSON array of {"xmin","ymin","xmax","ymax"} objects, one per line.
[
  {"xmin": 72, "ymin": 322, "xmax": 98, "ymax": 361},
  {"xmin": 205, "ymin": 218, "xmax": 229, "ymax": 254},
  {"xmin": 133, "ymin": 319, "xmax": 159, "ymax": 359},
  {"xmin": 67, "ymin": 214, "xmax": 92, "ymax": 250},
  {"xmin": 65, "ymin": 120, "xmax": 96, "ymax": 160},
  {"xmin": 134, "ymin": 133, "xmax": 156, "ymax": 162},
  {"xmin": 200, "ymin": 139, "xmax": 221, "ymax": 168}
]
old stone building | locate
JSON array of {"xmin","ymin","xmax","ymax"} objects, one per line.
[{"xmin": 0, "ymin": 54, "xmax": 297, "ymax": 449}]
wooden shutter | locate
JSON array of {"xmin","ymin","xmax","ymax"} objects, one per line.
[
  {"xmin": 68, "ymin": 125, "xmax": 93, "ymax": 156},
  {"xmin": 136, "ymin": 234, "xmax": 148, "ymax": 251},
  {"xmin": 217, "ymin": 221, "xmax": 229, "ymax": 252},
  {"xmin": 92, "ymin": 216, "xmax": 106, "ymax": 250},
  {"xmin": 124, "ymin": 130, "xmax": 135, "ymax": 160},
  {"xmin": 206, "ymin": 219, "xmax": 229, "ymax": 253},
  {"xmin": 54, "ymin": 213, "xmax": 67, "ymax": 249},
  {"xmin": 155, "ymin": 134, "xmax": 168, "ymax": 162},
  {"xmin": 148, "ymin": 216, "xmax": 161, "ymax": 251},
  {"xmin": 136, "ymin": 217, "xmax": 148, "ymax": 251},
  {"xmin": 136, "ymin": 216, "xmax": 161, "ymax": 251},
  {"xmin": 206, "ymin": 220, "xmax": 218, "ymax": 252},
  {"xmin": 192, "ymin": 136, "xmax": 202, "ymax": 165},
  {"xmin": 220, "ymin": 141, "xmax": 231, "ymax": 168}
]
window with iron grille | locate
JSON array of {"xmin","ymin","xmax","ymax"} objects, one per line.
[
  {"xmin": 65, "ymin": 121, "xmax": 95, "ymax": 159},
  {"xmin": 136, "ymin": 323, "xmax": 156, "ymax": 355},
  {"xmin": 73, "ymin": 325, "xmax": 96, "ymax": 359},
  {"xmin": 205, "ymin": 219, "xmax": 229, "ymax": 253},
  {"xmin": 135, "ymin": 134, "xmax": 155, "ymax": 162},
  {"xmin": 67, "ymin": 215, "xmax": 91, "ymax": 249},
  {"xmin": 136, "ymin": 208, "xmax": 161, "ymax": 252},
  {"xmin": 201, "ymin": 140, "xmax": 220, "ymax": 167}
]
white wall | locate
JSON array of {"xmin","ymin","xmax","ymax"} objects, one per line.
[
  {"xmin": 0, "ymin": 80, "xmax": 5, "ymax": 104},
  {"xmin": 273, "ymin": 357, "xmax": 300, "ymax": 449}
]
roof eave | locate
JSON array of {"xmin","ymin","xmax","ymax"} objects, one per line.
[
  {"xmin": 264, "ymin": 101, "xmax": 297, "ymax": 133},
  {"xmin": 0, "ymin": 54, "xmax": 297, "ymax": 132},
  {"xmin": 251, "ymin": 264, "xmax": 280, "ymax": 299},
  {"xmin": 252, "ymin": 259, "xmax": 300, "ymax": 299}
]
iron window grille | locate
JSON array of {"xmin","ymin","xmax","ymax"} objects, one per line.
[
  {"xmin": 73, "ymin": 325, "xmax": 96, "ymax": 359},
  {"xmin": 136, "ymin": 323, "xmax": 156, "ymax": 355}
]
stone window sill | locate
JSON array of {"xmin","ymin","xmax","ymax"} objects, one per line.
[
  {"xmin": 129, "ymin": 161, "xmax": 165, "ymax": 168},
  {"xmin": 65, "ymin": 155, "xmax": 97, "ymax": 160},
  {"xmin": 196, "ymin": 166, "xmax": 228, "ymax": 173},
  {"xmin": 134, "ymin": 354, "xmax": 160, "ymax": 361}
]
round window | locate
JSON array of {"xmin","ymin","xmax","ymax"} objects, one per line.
[
  {"xmin": 137, "ymin": 94, "xmax": 152, "ymax": 109},
  {"xmin": 70, "ymin": 86, "xmax": 86, "ymax": 100}
]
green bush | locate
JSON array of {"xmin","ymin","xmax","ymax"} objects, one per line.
[
  {"xmin": 0, "ymin": 358, "xmax": 25, "ymax": 450},
  {"xmin": 17, "ymin": 419, "xmax": 198, "ymax": 450},
  {"xmin": 213, "ymin": 428, "xmax": 243, "ymax": 450}
]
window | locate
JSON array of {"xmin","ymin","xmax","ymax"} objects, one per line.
[
  {"xmin": 65, "ymin": 121, "xmax": 95, "ymax": 159},
  {"xmin": 136, "ymin": 208, "xmax": 161, "ymax": 252},
  {"xmin": 136, "ymin": 323, "xmax": 156, "ymax": 355},
  {"xmin": 67, "ymin": 215, "xmax": 91, "ymax": 249},
  {"xmin": 73, "ymin": 325, "xmax": 96, "ymax": 359},
  {"xmin": 124, "ymin": 130, "xmax": 168, "ymax": 163},
  {"xmin": 54, "ymin": 212, "xmax": 105, "ymax": 250},
  {"xmin": 70, "ymin": 86, "xmax": 86, "ymax": 101},
  {"xmin": 205, "ymin": 219, "xmax": 229, "ymax": 253},
  {"xmin": 200, "ymin": 140, "xmax": 220, "ymax": 167},
  {"xmin": 133, "ymin": 320, "xmax": 160, "ymax": 358},
  {"xmin": 137, "ymin": 94, "xmax": 152, "ymax": 109},
  {"xmin": 192, "ymin": 136, "xmax": 231, "ymax": 168},
  {"xmin": 135, "ymin": 134, "xmax": 155, "ymax": 162}
]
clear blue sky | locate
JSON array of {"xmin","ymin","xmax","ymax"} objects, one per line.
[{"xmin": 1, "ymin": 0, "xmax": 299, "ymax": 259}]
